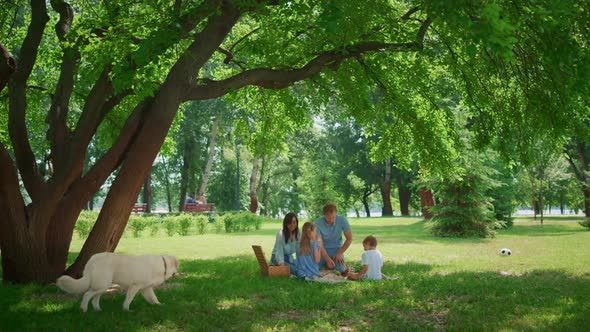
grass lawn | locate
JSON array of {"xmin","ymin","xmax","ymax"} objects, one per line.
[{"xmin": 1, "ymin": 216, "xmax": 589, "ymax": 331}]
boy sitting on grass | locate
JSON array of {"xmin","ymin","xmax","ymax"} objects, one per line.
[{"xmin": 347, "ymin": 235, "xmax": 383, "ymax": 281}]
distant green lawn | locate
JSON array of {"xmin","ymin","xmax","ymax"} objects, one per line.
[{"xmin": 1, "ymin": 217, "xmax": 589, "ymax": 331}]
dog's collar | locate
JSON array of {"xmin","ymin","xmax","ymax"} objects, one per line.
[{"xmin": 162, "ymin": 256, "xmax": 167, "ymax": 278}]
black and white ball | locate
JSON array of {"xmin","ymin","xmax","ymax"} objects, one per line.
[{"xmin": 499, "ymin": 248, "xmax": 512, "ymax": 256}]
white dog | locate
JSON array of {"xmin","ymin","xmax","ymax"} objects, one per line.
[{"xmin": 56, "ymin": 252, "xmax": 179, "ymax": 312}]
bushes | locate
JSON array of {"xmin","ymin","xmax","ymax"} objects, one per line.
[
  {"xmin": 221, "ymin": 211, "xmax": 263, "ymax": 233},
  {"xmin": 176, "ymin": 214, "xmax": 193, "ymax": 236},
  {"xmin": 129, "ymin": 215, "xmax": 149, "ymax": 238},
  {"xmin": 579, "ymin": 219, "xmax": 590, "ymax": 230},
  {"xmin": 73, "ymin": 211, "xmax": 268, "ymax": 238},
  {"xmin": 165, "ymin": 219, "xmax": 177, "ymax": 236},
  {"xmin": 74, "ymin": 211, "xmax": 99, "ymax": 239},
  {"xmin": 194, "ymin": 215, "xmax": 209, "ymax": 235}
]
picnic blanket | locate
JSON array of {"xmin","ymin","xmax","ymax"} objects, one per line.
[
  {"xmin": 304, "ymin": 270, "xmax": 349, "ymax": 283},
  {"xmin": 304, "ymin": 270, "xmax": 398, "ymax": 283}
]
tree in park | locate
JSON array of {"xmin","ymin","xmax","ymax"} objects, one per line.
[
  {"xmin": 230, "ymin": 88, "xmax": 309, "ymax": 213},
  {"xmin": 564, "ymin": 122, "xmax": 590, "ymax": 217},
  {"xmin": 1, "ymin": 1, "xmax": 588, "ymax": 284},
  {"xmin": 427, "ymin": 149, "xmax": 501, "ymax": 238}
]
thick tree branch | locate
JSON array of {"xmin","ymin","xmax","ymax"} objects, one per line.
[
  {"xmin": 185, "ymin": 41, "xmax": 424, "ymax": 100},
  {"xmin": 47, "ymin": 47, "xmax": 79, "ymax": 169},
  {"xmin": 564, "ymin": 152, "xmax": 585, "ymax": 184},
  {"xmin": 228, "ymin": 27, "xmax": 260, "ymax": 53},
  {"xmin": 187, "ymin": 15, "xmax": 432, "ymax": 100},
  {"xmin": 0, "ymin": 143, "xmax": 27, "ymax": 241},
  {"xmin": 67, "ymin": 98, "xmax": 151, "ymax": 203},
  {"xmin": 45, "ymin": 68, "xmax": 116, "ymax": 197},
  {"xmin": 69, "ymin": 69, "xmax": 113, "ymax": 152},
  {"xmin": 8, "ymin": 0, "xmax": 50, "ymax": 201},
  {"xmin": 50, "ymin": 0, "xmax": 74, "ymax": 41},
  {"xmin": 401, "ymin": 6, "xmax": 421, "ymax": 20},
  {"xmin": 171, "ymin": 0, "xmax": 241, "ymax": 87},
  {"xmin": 0, "ymin": 42, "xmax": 16, "ymax": 93},
  {"xmin": 46, "ymin": 1, "xmax": 75, "ymax": 166},
  {"xmin": 174, "ymin": 0, "xmax": 182, "ymax": 13}
]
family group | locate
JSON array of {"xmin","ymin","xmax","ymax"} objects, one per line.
[{"xmin": 270, "ymin": 203, "xmax": 384, "ymax": 281}]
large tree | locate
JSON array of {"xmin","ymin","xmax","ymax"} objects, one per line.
[{"xmin": 1, "ymin": 0, "xmax": 587, "ymax": 284}]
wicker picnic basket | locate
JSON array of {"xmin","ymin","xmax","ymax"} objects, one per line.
[{"xmin": 251, "ymin": 245, "xmax": 290, "ymax": 277}]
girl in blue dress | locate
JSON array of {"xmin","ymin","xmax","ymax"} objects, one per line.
[{"xmin": 296, "ymin": 222, "xmax": 321, "ymax": 280}]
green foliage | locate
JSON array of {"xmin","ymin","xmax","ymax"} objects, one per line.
[
  {"xmin": 221, "ymin": 211, "xmax": 263, "ymax": 233},
  {"xmin": 128, "ymin": 215, "xmax": 149, "ymax": 238},
  {"xmin": 147, "ymin": 217, "xmax": 162, "ymax": 237},
  {"xmin": 74, "ymin": 211, "xmax": 98, "ymax": 239},
  {"xmin": 208, "ymin": 157, "xmax": 248, "ymax": 212},
  {"xmin": 578, "ymin": 219, "xmax": 590, "ymax": 230},
  {"xmin": 213, "ymin": 217, "xmax": 225, "ymax": 233},
  {"xmin": 295, "ymin": 127, "xmax": 345, "ymax": 218},
  {"xmin": 176, "ymin": 214, "xmax": 193, "ymax": 236},
  {"xmin": 428, "ymin": 150, "xmax": 500, "ymax": 238},
  {"xmin": 486, "ymin": 158, "xmax": 517, "ymax": 226},
  {"xmin": 164, "ymin": 220, "xmax": 177, "ymax": 237},
  {"xmin": 194, "ymin": 215, "xmax": 209, "ymax": 235}
]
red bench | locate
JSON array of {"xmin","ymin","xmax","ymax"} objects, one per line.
[
  {"xmin": 183, "ymin": 202, "xmax": 215, "ymax": 213},
  {"xmin": 132, "ymin": 203, "xmax": 147, "ymax": 213}
]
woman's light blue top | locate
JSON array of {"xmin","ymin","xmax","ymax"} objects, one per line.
[{"xmin": 270, "ymin": 229, "xmax": 299, "ymax": 264}]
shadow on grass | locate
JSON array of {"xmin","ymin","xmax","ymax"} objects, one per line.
[{"xmin": 1, "ymin": 256, "xmax": 589, "ymax": 331}]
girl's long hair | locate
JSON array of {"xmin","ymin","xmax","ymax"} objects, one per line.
[
  {"xmin": 299, "ymin": 222, "xmax": 315, "ymax": 255},
  {"xmin": 282, "ymin": 212, "xmax": 299, "ymax": 242}
]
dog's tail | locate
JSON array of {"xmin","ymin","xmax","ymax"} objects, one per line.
[{"xmin": 56, "ymin": 274, "xmax": 90, "ymax": 294}]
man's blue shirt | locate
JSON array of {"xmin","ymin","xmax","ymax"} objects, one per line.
[{"xmin": 314, "ymin": 214, "xmax": 351, "ymax": 249}]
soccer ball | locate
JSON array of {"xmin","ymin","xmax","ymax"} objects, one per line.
[{"xmin": 500, "ymin": 248, "xmax": 512, "ymax": 256}]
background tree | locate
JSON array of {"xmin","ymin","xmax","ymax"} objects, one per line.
[
  {"xmin": 564, "ymin": 122, "xmax": 590, "ymax": 217},
  {"xmin": 427, "ymin": 149, "xmax": 501, "ymax": 237}
]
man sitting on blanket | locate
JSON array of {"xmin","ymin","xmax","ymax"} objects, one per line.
[{"xmin": 315, "ymin": 203, "xmax": 352, "ymax": 276}]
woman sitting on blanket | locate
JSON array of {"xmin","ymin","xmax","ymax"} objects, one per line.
[
  {"xmin": 270, "ymin": 212, "xmax": 300, "ymax": 275},
  {"xmin": 296, "ymin": 222, "xmax": 321, "ymax": 280}
]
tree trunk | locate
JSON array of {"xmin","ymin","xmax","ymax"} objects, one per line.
[
  {"xmin": 584, "ymin": 189, "xmax": 590, "ymax": 217},
  {"xmin": 0, "ymin": 172, "xmax": 53, "ymax": 282},
  {"xmin": 532, "ymin": 190, "xmax": 538, "ymax": 219},
  {"xmin": 143, "ymin": 170, "xmax": 152, "ymax": 213},
  {"xmin": 66, "ymin": 93, "xmax": 185, "ymax": 277},
  {"xmin": 354, "ymin": 207, "xmax": 360, "ymax": 218},
  {"xmin": 397, "ymin": 176, "xmax": 411, "ymax": 216},
  {"xmin": 179, "ymin": 135, "xmax": 192, "ymax": 212},
  {"xmin": 539, "ymin": 174, "xmax": 544, "ymax": 224},
  {"xmin": 419, "ymin": 187, "xmax": 434, "ymax": 219},
  {"xmin": 249, "ymin": 157, "xmax": 260, "ymax": 213},
  {"xmin": 258, "ymin": 155, "xmax": 268, "ymax": 216},
  {"xmin": 63, "ymin": 15, "xmax": 241, "ymax": 273},
  {"xmin": 564, "ymin": 141, "xmax": 590, "ymax": 217},
  {"xmin": 362, "ymin": 189, "xmax": 371, "ymax": 217},
  {"xmin": 382, "ymin": 159, "xmax": 393, "ymax": 216},
  {"xmin": 197, "ymin": 115, "xmax": 219, "ymax": 198},
  {"xmin": 160, "ymin": 156, "xmax": 173, "ymax": 212},
  {"xmin": 0, "ymin": 42, "xmax": 16, "ymax": 92},
  {"xmin": 236, "ymin": 140, "xmax": 241, "ymax": 210}
]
